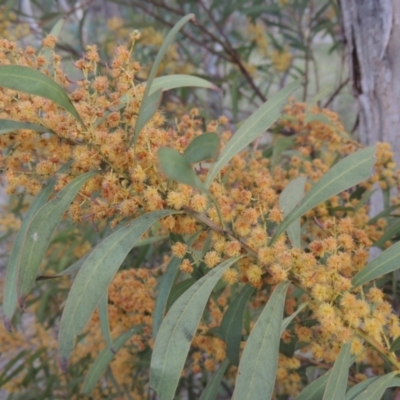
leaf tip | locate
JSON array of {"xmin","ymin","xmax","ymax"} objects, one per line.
[
  {"xmin": 3, "ymin": 317, "xmax": 12, "ymax": 332},
  {"xmin": 18, "ymin": 296, "xmax": 27, "ymax": 310},
  {"xmin": 58, "ymin": 356, "xmax": 69, "ymax": 373}
]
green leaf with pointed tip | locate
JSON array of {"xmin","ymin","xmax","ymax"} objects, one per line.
[
  {"xmin": 280, "ymin": 302, "xmax": 308, "ymax": 334},
  {"xmin": 153, "ymin": 256, "xmax": 181, "ymax": 339},
  {"xmin": 184, "ymin": 133, "xmax": 220, "ymax": 164},
  {"xmin": 133, "ymin": 14, "xmax": 194, "ymax": 145},
  {"xmin": 58, "ymin": 210, "xmax": 177, "ymax": 369},
  {"xmin": 42, "ymin": 18, "xmax": 65, "ymax": 61},
  {"xmin": 271, "ymin": 146, "xmax": 376, "ymax": 245},
  {"xmin": 205, "ymin": 79, "xmax": 301, "ymax": 188},
  {"xmin": 0, "ymin": 65, "xmax": 85, "ymax": 127},
  {"xmin": 17, "ymin": 172, "xmax": 96, "ymax": 307},
  {"xmin": 220, "ymin": 285, "xmax": 254, "ymax": 365},
  {"xmin": 352, "ymin": 372, "xmax": 396, "ymax": 400},
  {"xmin": 150, "ymin": 257, "xmax": 240, "ymax": 400},
  {"xmin": 279, "ymin": 177, "xmax": 307, "ymax": 248},
  {"xmin": 295, "ymin": 372, "xmax": 330, "ymax": 400},
  {"xmin": 271, "ymin": 136, "xmax": 296, "ymax": 167},
  {"xmin": 234, "ymin": 281, "xmax": 290, "ymax": 400},
  {"xmin": 373, "ymin": 220, "xmax": 400, "ymax": 248},
  {"xmin": 345, "ymin": 377, "xmax": 380, "ymax": 400},
  {"xmin": 153, "ymin": 233, "xmax": 200, "ymax": 339},
  {"xmin": 3, "ymin": 176, "xmax": 58, "ymax": 330},
  {"xmin": 390, "ymin": 336, "xmax": 400, "ymax": 352},
  {"xmin": 0, "ymin": 119, "xmax": 49, "ymax": 134},
  {"xmin": 199, "ymin": 358, "xmax": 230, "ymax": 400},
  {"xmin": 132, "ymin": 89, "xmax": 162, "ymax": 146},
  {"xmin": 158, "ymin": 147, "xmax": 209, "ymax": 193},
  {"xmin": 322, "ymin": 341, "xmax": 351, "ymax": 400},
  {"xmin": 352, "ymin": 241, "xmax": 400, "ymax": 287},
  {"xmin": 81, "ymin": 327, "xmax": 140, "ymax": 395},
  {"xmin": 99, "ymin": 291, "xmax": 114, "ymax": 353},
  {"xmin": 166, "ymin": 278, "xmax": 196, "ymax": 309},
  {"xmin": 149, "ymin": 75, "xmax": 218, "ymax": 95}
]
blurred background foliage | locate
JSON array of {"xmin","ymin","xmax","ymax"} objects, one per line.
[{"xmin": 0, "ymin": 1, "xmax": 387, "ymax": 399}]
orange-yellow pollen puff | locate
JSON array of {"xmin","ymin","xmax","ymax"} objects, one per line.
[
  {"xmin": 269, "ymin": 263, "xmax": 288, "ymax": 283},
  {"xmin": 224, "ymin": 240, "xmax": 242, "ymax": 257},
  {"xmin": 190, "ymin": 193, "xmax": 208, "ymax": 213},
  {"xmin": 269, "ymin": 206, "xmax": 283, "ymax": 223},
  {"xmin": 179, "ymin": 259, "xmax": 193, "ymax": 274},
  {"xmin": 222, "ymin": 268, "xmax": 238, "ymax": 284},
  {"xmin": 167, "ymin": 191, "xmax": 185, "ymax": 210},
  {"xmin": 42, "ymin": 34, "xmax": 57, "ymax": 49},
  {"xmin": 258, "ymin": 247, "xmax": 275, "ymax": 264},
  {"xmin": 171, "ymin": 242, "xmax": 187, "ymax": 258},
  {"xmin": 246, "ymin": 264, "xmax": 263, "ymax": 286},
  {"xmin": 367, "ymin": 287, "xmax": 384, "ymax": 304},
  {"xmin": 204, "ymin": 251, "xmax": 221, "ymax": 268}
]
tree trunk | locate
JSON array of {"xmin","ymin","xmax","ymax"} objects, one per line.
[{"xmin": 339, "ymin": 0, "xmax": 400, "ymax": 221}]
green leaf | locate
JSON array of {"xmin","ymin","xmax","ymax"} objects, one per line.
[
  {"xmin": 42, "ymin": 17, "xmax": 65, "ymax": 61},
  {"xmin": 149, "ymin": 74, "xmax": 218, "ymax": 95},
  {"xmin": 3, "ymin": 175, "xmax": 58, "ymax": 330},
  {"xmin": 153, "ymin": 256, "xmax": 181, "ymax": 339},
  {"xmin": 199, "ymin": 358, "xmax": 230, "ymax": 400},
  {"xmin": 345, "ymin": 377, "xmax": 380, "ymax": 400},
  {"xmin": 58, "ymin": 210, "xmax": 177, "ymax": 369},
  {"xmin": 81, "ymin": 327, "xmax": 140, "ymax": 395},
  {"xmin": 132, "ymin": 89, "xmax": 162, "ymax": 146},
  {"xmin": 271, "ymin": 136, "xmax": 296, "ymax": 167},
  {"xmin": 150, "ymin": 257, "xmax": 240, "ymax": 400},
  {"xmin": 281, "ymin": 302, "xmax": 308, "ymax": 334},
  {"xmin": 271, "ymin": 146, "xmax": 376, "ymax": 245},
  {"xmin": 373, "ymin": 220, "xmax": 400, "ymax": 248},
  {"xmin": 220, "ymin": 285, "xmax": 254, "ymax": 365},
  {"xmin": 184, "ymin": 133, "xmax": 220, "ymax": 164},
  {"xmin": 205, "ymin": 79, "xmax": 301, "ymax": 187},
  {"xmin": 390, "ymin": 336, "xmax": 400, "ymax": 352},
  {"xmin": 0, "ymin": 65, "xmax": 85, "ymax": 127},
  {"xmin": 99, "ymin": 291, "xmax": 114, "ymax": 353},
  {"xmin": 17, "ymin": 172, "xmax": 96, "ymax": 307},
  {"xmin": 322, "ymin": 341, "xmax": 351, "ymax": 400},
  {"xmin": 166, "ymin": 278, "xmax": 196, "ymax": 309},
  {"xmin": 295, "ymin": 372, "xmax": 330, "ymax": 400},
  {"xmin": 234, "ymin": 281, "xmax": 290, "ymax": 400},
  {"xmin": 279, "ymin": 176, "xmax": 307, "ymax": 248},
  {"xmin": 158, "ymin": 147, "xmax": 209, "ymax": 193},
  {"xmin": 0, "ymin": 119, "xmax": 49, "ymax": 134},
  {"xmin": 352, "ymin": 241, "xmax": 400, "ymax": 287},
  {"xmin": 133, "ymin": 14, "xmax": 194, "ymax": 145},
  {"xmin": 352, "ymin": 372, "xmax": 396, "ymax": 400}
]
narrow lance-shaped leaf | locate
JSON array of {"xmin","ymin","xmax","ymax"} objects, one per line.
[
  {"xmin": 0, "ymin": 65, "xmax": 85, "ymax": 127},
  {"xmin": 205, "ymin": 79, "xmax": 301, "ymax": 188},
  {"xmin": 153, "ymin": 232, "xmax": 201, "ymax": 339},
  {"xmin": 158, "ymin": 147, "xmax": 209, "ymax": 194},
  {"xmin": 42, "ymin": 17, "xmax": 65, "ymax": 61},
  {"xmin": 234, "ymin": 281, "xmax": 290, "ymax": 400},
  {"xmin": 0, "ymin": 119, "xmax": 49, "ymax": 134},
  {"xmin": 352, "ymin": 372, "xmax": 397, "ymax": 400},
  {"xmin": 58, "ymin": 210, "xmax": 178, "ymax": 370},
  {"xmin": 81, "ymin": 327, "xmax": 140, "ymax": 395},
  {"xmin": 150, "ymin": 257, "xmax": 240, "ymax": 400},
  {"xmin": 280, "ymin": 302, "xmax": 308, "ymax": 334},
  {"xmin": 184, "ymin": 133, "xmax": 220, "ymax": 164},
  {"xmin": 17, "ymin": 172, "xmax": 96, "ymax": 307},
  {"xmin": 352, "ymin": 240, "xmax": 400, "ymax": 287},
  {"xmin": 279, "ymin": 176, "xmax": 307, "ymax": 248},
  {"xmin": 133, "ymin": 14, "xmax": 194, "ymax": 145},
  {"xmin": 131, "ymin": 89, "xmax": 162, "ymax": 147},
  {"xmin": 3, "ymin": 174, "xmax": 58, "ymax": 329},
  {"xmin": 220, "ymin": 285, "xmax": 254, "ymax": 366},
  {"xmin": 271, "ymin": 146, "xmax": 376, "ymax": 245},
  {"xmin": 149, "ymin": 74, "xmax": 218, "ymax": 95},
  {"xmin": 99, "ymin": 291, "xmax": 114, "ymax": 353},
  {"xmin": 322, "ymin": 340, "xmax": 352, "ymax": 400},
  {"xmin": 199, "ymin": 358, "xmax": 230, "ymax": 400},
  {"xmin": 345, "ymin": 377, "xmax": 380, "ymax": 400}
]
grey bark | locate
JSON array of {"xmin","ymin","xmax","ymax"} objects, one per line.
[{"xmin": 340, "ymin": 0, "xmax": 400, "ymax": 222}]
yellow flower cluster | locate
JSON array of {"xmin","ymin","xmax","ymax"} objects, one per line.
[{"xmin": 1, "ymin": 37, "xmax": 400, "ymax": 398}]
